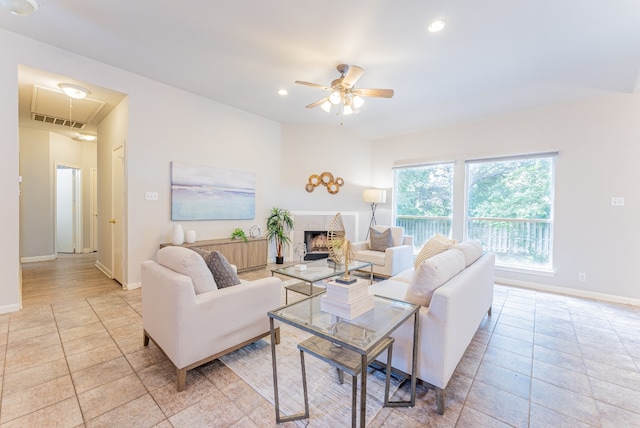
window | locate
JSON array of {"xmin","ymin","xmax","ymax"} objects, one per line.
[
  {"xmin": 393, "ymin": 162, "xmax": 454, "ymax": 252},
  {"xmin": 466, "ymin": 153, "xmax": 556, "ymax": 271}
]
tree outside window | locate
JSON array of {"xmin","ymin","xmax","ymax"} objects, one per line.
[
  {"xmin": 466, "ymin": 155, "xmax": 555, "ymax": 270},
  {"xmin": 394, "ymin": 163, "xmax": 454, "ymax": 251}
]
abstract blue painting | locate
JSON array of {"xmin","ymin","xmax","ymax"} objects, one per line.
[{"xmin": 171, "ymin": 161, "xmax": 255, "ymax": 220}]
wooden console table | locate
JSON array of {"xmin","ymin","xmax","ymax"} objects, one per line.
[{"xmin": 161, "ymin": 237, "xmax": 268, "ymax": 273}]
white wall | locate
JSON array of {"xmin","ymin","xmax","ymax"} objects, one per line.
[
  {"xmin": 19, "ymin": 128, "xmax": 52, "ymax": 259},
  {"xmin": 371, "ymin": 93, "xmax": 640, "ymax": 302},
  {"xmin": 1, "ymin": 29, "xmax": 283, "ymax": 308},
  {"xmin": 280, "ymin": 124, "xmax": 375, "ymax": 241}
]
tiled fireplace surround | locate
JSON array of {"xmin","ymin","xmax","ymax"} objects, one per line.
[{"xmin": 288, "ymin": 211, "xmax": 360, "ymax": 261}]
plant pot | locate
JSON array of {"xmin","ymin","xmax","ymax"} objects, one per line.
[{"xmin": 276, "ymin": 256, "xmax": 284, "ymax": 264}]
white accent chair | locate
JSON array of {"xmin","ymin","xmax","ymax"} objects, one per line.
[
  {"xmin": 141, "ymin": 246, "xmax": 282, "ymax": 391},
  {"xmin": 352, "ymin": 225, "xmax": 414, "ymax": 277}
]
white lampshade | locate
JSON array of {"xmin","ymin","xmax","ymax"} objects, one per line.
[{"xmin": 363, "ymin": 188, "xmax": 387, "ymax": 204}]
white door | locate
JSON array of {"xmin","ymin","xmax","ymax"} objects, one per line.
[
  {"xmin": 56, "ymin": 167, "xmax": 74, "ymax": 253},
  {"xmin": 56, "ymin": 166, "xmax": 82, "ymax": 254},
  {"xmin": 112, "ymin": 146, "xmax": 124, "ymax": 284}
]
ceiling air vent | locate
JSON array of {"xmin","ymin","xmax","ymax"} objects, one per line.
[{"xmin": 32, "ymin": 113, "xmax": 86, "ymax": 129}]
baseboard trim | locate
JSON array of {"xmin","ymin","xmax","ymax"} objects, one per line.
[
  {"xmin": 95, "ymin": 260, "xmax": 112, "ymax": 278},
  {"xmin": 0, "ymin": 303, "xmax": 21, "ymax": 314},
  {"xmin": 125, "ymin": 282, "xmax": 141, "ymax": 291},
  {"xmin": 495, "ymin": 277, "xmax": 640, "ymax": 307},
  {"xmin": 20, "ymin": 254, "xmax": 56, "ymax": 263}
]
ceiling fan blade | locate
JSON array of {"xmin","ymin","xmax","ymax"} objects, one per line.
[
  {"xmin": 352, "ymin": 88, "xmax": 394, "ymax": 98},
  {"xmin": 295, "ymin": 81, "xmax": 331, "ymax": 91},
  {"xmin": 342, "ymin": 65, "xmax": 364, "ymax": 87},
  {"xmin": 305, "ymin": 97, "xmax": 329, "ymax": 108}
]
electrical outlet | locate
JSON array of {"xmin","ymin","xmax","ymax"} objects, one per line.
[
  {"xmin": 578, "ymin": 273, "xmax": 586, "ymax": 282},
  {"xmin": 145, "ymin": 192, "xmax": 159, "ymax": 201},
  {"xmin": 610, "ymin": 197, "xmax": 625, "ymax": 207}
]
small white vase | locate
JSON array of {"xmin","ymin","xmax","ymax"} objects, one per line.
[
  {"xmin": 171, "ymin": 224, "xmax": 185, "ymax": 245},
  {"xmin": 185, "ymin": 230, "xmax": 197, "ymax": 244}
]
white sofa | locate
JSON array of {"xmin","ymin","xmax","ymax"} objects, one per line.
[
  {"xmin": 141, "ymin": 246, "xmax": 282, "ymax": 391},
  {"xmin": 352, "ymin": 226, "xmax": 414, "ymax": 277},
  {"xmin": 369, "ymin": 246, "xmax": 495, "ymax": 414}
]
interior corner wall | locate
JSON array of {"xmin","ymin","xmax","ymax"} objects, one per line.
[
  {"xmin": 280, "ymin": 124, "xmax": 374, "ymax": 241},
  {"xmin": 96, "ymin": 97, "xmax": 128, "ymax": 280},
  {"xmin": 20, "ymin": 129, "xmax": 96, "ymax": 260},
  {"xmin": 371, "ymin": 93, "xmax": 640, "ymax": 302},
  {"xmin": 19, "ymin": 128, "xmax": 54, "ymax": 260}
]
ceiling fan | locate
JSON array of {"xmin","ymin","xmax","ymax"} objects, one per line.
[{"xmin": 295, "ymin": 64, "xmax": 394, "ymax": 115}]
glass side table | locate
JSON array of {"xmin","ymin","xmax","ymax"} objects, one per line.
[{"xmin": 268, "ymin": 293, "xmax": 420, "ymax": 427}]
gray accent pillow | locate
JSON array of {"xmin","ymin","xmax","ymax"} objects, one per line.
[
  {"xmin": 191, "ymin": 248, "xmax": 241, "ymax": 288},
  {"xmin": 369, "ymin": 227, "xmax": 393, "ymax": 252}
]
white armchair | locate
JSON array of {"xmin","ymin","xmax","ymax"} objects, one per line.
[
  {"xmin": 352, "ymin": 225, "xmax": 414, "ymax": 277},
  {"xmin": 141, "ymin": 246, "xmax": 282, "ymax": 391}
]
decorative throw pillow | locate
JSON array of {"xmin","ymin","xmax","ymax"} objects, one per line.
[
  {"xmin": 452, "ymin": 240, "xmax": 483, "ymax": 267},
  {"xmin": 369, "ymin": 227, "xmax": 393, "ymax": 252},
  {"xmin": 371, "ymin": 225, "xmax": 404, "ymax": 247},
  {"xmin": 414, "ymin": 234, "xmax": 456, "ymax": 268},
  {"xmin": 405, "ymin": 248, "xmax": 465, "ymax": 306},
  {"xmin": 157, "ymin": 246, "xmax": 217, "ymax": 295},
  {"xmin": 193, "ymin": 248, "xmax": 241, "ymax": 289}
]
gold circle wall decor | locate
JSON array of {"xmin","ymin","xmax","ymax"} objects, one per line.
[
  {"xmin": 320, "ymin": 172, "xmax": 334, "ymax": 185},
  {"xmin": 305, "ymin": 172, "xmax": 344, "ymax": 194}
]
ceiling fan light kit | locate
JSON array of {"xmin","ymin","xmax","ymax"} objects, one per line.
[
  {"xmin": 1, "ymin": 0, "xmax": 38, "ymax": 16},
  {"xmin": 296, "ymin": 64, "xmax": 394, "ymax": 116}
]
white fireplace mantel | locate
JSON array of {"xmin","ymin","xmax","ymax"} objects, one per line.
[{"xmin": 288, "ymin": 211, "xmax": 360, "ymax": 261}]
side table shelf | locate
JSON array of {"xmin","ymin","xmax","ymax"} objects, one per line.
[{"xmin": 160, "ymin": 237, "xmax": 268, "ymax": 273}]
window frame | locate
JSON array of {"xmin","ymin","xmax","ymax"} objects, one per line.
[{"xmin": 464, "ymin": 152, "xmax": 557, "ymax": 273}]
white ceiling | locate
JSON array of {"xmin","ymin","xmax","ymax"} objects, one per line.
[{"xmin": 3, "ymin": 1, "xmax": 640, "ymax": 139}]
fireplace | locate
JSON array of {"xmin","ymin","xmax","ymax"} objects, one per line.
[{"xmin": 304, "ymin": 230, "xmax": 329, "ymax": 260}]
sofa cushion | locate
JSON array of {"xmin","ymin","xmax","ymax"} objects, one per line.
[
  {"xmin": 193, "ymin": 248, "xmax": 241, "ymax": 289},
  {"xmin": 452, "ymin": 240, "xmax": 483, "ymax": 267},
  {"xmin": 369, "ymin": 227, "xmax": 393, "ymax": 251},
  {"xmin": 414, "ymin": 234, "xmax": 456, "ymax": 268},
  {"xmin": 393, "ymin": 267, "xmax": 415, "ymax": 284},
  {"xmin": 405, "ymin": 248, "xmax": 465, "ymax": 306},
  {"xmin": 353, "ymin": 249, "xmax": 387, "ymax": 267},
  {"xmin": 157, "ymin": 246, "xmax": 217, "ymax": 294},
  {"xmin": 369, "ymin": 279, "xmax": 410, "ymax": 302}
]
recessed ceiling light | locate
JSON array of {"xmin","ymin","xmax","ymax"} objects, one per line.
[
  {"xmin": 428, "ymin": 19, "xmax": 446, "ymax": 33},
  {"xmin": 2, "ymin": 0, "xmax": 39, "ymax": 16},
  {"xmin": 59, "ymin": 83, "xmax": 90, "ymax": 99},
  {"xmin": 278, "ymin": 89, "xmax": 288, "ymax": 96}
]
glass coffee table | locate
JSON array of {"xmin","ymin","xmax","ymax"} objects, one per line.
[
  {"xmin": 271, "ymin": 259, "xmax": 373, "ymax": 304},
  {"xmin": 268, "ymin": 293, "xmax": 420, "ymax": 427}
]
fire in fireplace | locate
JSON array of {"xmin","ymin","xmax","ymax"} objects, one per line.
[{"xmin": 304, "ymin": 230, "xmax": 329, "ymax": 260}]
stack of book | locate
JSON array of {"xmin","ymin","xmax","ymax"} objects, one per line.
[{"xmin": 320, "ymin": 278, "xmax": 374, "ymax": 320}]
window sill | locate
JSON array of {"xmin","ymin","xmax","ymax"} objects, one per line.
[{"xmin": 495, "ymin": 265, "xmax": 556, "ymax": 277}]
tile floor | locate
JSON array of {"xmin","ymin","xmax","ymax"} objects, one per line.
[{"xmin": 1, "ymin": 281, "xmax": 640, "ymax": 427}]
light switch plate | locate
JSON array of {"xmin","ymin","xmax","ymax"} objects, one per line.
[{"xmin": 145, "ymin": 192, "xmax": 159, "ymax": 201}]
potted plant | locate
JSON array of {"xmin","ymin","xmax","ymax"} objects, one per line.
[
  {"xmin": 266, "ymin": 207, "xmax": 294, "ymax": 264},
  {"xmin": 231, "ymin": 228, "xmax": 248, "ymax": 242}
]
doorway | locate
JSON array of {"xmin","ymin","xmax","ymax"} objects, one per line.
[{"xmin": 55, "ymin": 164, "xmax": 82, "ymax": 254}]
